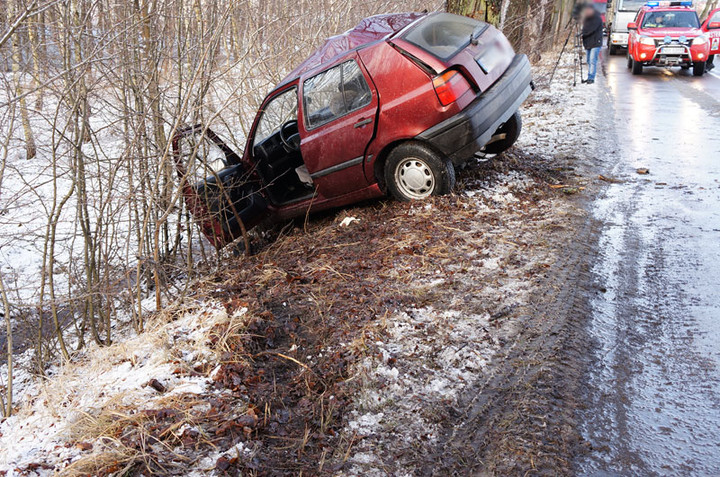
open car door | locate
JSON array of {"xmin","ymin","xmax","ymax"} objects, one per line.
[{"xmin": 172, "ymin": 125, "xmax": 268, "ymax": 248}]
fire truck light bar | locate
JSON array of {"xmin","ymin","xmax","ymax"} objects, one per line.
[{"xmin": 646, "ymin": 1, "xmax": 693, "ymax": 7}]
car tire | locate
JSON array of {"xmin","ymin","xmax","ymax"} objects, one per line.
[
  {"xmin": 693, "ymin": 61, "xmax": 706, "ymax": 76},
  {"xmin": 681, "ymin": 64, "xmax": 691, "ymax": 70},
  {"xmin": 609, "ymin": 45, "xmax": 617, "ymax": 55},
  {"xmin": 483, "ymin": 111, "xmax": 522, "ymax": 155},
  {"xmin": 385, "ymin": 143, "xmax": 455, "ymax": 201},
  {"xmin": 627, "ymin": 54, "xmax": 633, "ymax": 69},
  {"xmin": 632, "ymin": 57, "xmax": 643, "ymax": 75}
]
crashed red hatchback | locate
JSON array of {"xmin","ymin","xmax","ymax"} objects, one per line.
[{"xmin": 174, "ymin": 12, "xmax": 533, "ymax": 248}]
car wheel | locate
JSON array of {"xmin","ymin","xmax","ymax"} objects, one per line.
[
  {"xmin": 627, "ymin": 54, "xmax": 633, "ymax": 69},
  {"xmin": 385, "ymin": 143, "xmax": 455, "ymax": 201},
  {"xmin": 632, "ymin": 57, "xmax": 643, "ymax": 75},
  {"xmin": 609, "ymin": 45, "xmax": 617, "ymax": 55},
  {"xmin": 681, "ymin": 64, "xmax": 691, "ymax": 70},
  {"xmin": 483, "ymin": 111, "xmax": 522, "ymax": 155},
  {"xmin": 693, "ymin": 61, "xmax": 706, "ymax": 76}
]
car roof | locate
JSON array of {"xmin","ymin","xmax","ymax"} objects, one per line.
[{"xmin": 276, "ymin": 12, "xmax": 427, "ymax": 88}]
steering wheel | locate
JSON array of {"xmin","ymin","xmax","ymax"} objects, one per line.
[{"xmin": 279, "ymin": 120, "xmax": 301, "ymax": 152}]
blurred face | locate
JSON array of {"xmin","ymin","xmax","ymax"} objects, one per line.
[
  {"xmin": 584, "ymin": 6, "xmax": 596, "ymax": 18},
  {"xmin": 655, "ymin": 15, "xmax": 664, "ymax": 23}
]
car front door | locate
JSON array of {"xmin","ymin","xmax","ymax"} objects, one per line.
[
  {"xmin": 173, "ymin": 126, "xmax": 268, "ymax": 248},
  {"xmin": 298, "ymin": 56, "xmax": 378, "ymax": 198}
]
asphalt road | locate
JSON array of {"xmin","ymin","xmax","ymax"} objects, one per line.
[{"xmin": 579, "ymin": 51, "xmax": 720, "ymax": 474}]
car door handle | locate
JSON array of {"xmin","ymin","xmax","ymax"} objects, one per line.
[{"xmin": 354, "ymin": 118, "xmax": 373, "ymax": 128}]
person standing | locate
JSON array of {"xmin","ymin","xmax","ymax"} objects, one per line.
[{"xmin": 582, "ymin": 4, "xmax": 603, "ymax": 84}]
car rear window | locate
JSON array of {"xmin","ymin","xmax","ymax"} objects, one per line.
[{"xmin": 402, "ymin": 13, "xmax": 485, "ymax": 61}]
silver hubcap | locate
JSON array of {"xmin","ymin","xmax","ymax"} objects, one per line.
[{"xmin": 395, "ymin": 158, "xmax": 435, "ymax": 199}]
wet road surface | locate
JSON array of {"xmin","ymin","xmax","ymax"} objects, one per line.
[{"xmin": 579, "ymin": 53, "xmax": 720, "ymax": 474}]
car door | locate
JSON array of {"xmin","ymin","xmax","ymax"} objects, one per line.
[
  {"xmin": 298, "ymin": 56, "xmax": 378, "ymax": 198},
  {"xmin": 703, "ymin": 9, "xmax": 720, "ymax": 55},
  {"xmin": 172, "ymin": 125, "xmax": 268, "ymax": 248}
]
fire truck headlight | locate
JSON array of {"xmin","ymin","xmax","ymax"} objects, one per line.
[
  {"xmin": 692, "ymin": 35, "xmax": 708, "ymax": 46},
  {"xmin": 639, "ymin": 36, "xmax": 655, "ymax": 46}
]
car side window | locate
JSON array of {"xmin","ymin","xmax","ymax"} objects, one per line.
[
  {"xmin": 711, "ymin": 11, "xmax": 720, "ymax": 24},
  {"xmin": 254, "ymin": 87, "xmax": 297, "ymax": 148},
  {"xmin": 303, "ymin": 60, "xmax": 372, "ymax": 129}
]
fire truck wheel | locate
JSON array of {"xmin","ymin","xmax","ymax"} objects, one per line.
[{"xmin": 693, "ymin": 61, "xmax": 706, "ymax": 77}]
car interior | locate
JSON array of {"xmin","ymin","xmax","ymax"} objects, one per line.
[
  {"xmin": 251, "ymin": 87, "xmax": 315, "ymax": 206},
  {"xmin": 252, "ymin": 119, "xmax": 314, "ymax": 205}
]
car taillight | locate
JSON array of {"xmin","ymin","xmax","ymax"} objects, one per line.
[{"xmin": 432, "ymin": 70, "xmax": 471, "ymax": 106}]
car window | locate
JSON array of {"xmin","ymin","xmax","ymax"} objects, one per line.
[
  {"xmin": 710, "ymin": 11, "xmax": 720, "ymax": 24},
  {"xmin": 641, "ymin": 11, "xmax": 699, "ymax": 28},
  {"xmin": 303, "ymin": 60, "xmax": 372, "ymax": 129},
  {"xmin": 254, "ymin": 87, "xmax": 297, "ymax": 147},
  {"xmin": 402, "ymin": 13, "xmax": 482, "ymax": 60},
  {"xmin": 619, "ymin": 0, "xmax": 646, "ymax": 12}
]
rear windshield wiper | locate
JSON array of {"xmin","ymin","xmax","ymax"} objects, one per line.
[{"xmin": 470, "ymin": 23, "xmax": 489, "ymax": 45}]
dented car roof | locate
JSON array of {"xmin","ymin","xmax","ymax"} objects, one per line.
[{"xmin": 278, "ymin": 12, "xmax": 426, "ymax": 86}]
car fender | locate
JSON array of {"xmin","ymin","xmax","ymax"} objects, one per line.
[{"xmin": 358, "ymin": 41, "xmax": 458, "ymax": 185}]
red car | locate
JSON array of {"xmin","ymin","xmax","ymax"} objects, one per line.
[
  {"xmin": 626, "ymin": 1, "xmax": 711, "ymax": 76},
  {"xmin": 701, "ymin": 6, "xmax": 720, "ymax": 69},
  {"xmin": 174, "ymin": 12, "xmax": 533, "ymax": 248}
]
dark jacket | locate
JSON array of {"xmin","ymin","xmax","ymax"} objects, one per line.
[{"xmin": 582, "ymin": 12, "xmax": 603, "ymax": 50}]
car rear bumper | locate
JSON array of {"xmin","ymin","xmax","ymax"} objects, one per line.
[{"xmin": 416, "ymin": 53, "xmax": 533, "ymax": 164}]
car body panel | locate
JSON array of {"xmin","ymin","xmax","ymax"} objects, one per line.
[{"xmin": 701, "ymin": 7, "xmax": 720, "ymax": 55}]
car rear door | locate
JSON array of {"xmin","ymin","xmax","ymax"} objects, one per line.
[
  {"xmin": 298, "ymin": 56, "xmax": 378, "ymax": 198},
  {"xmin": 172, "ymin": 126, "xmax": 268, "ymax": 248}
]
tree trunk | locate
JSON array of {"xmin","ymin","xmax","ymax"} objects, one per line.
[{"xmin": 9, "ymin": 0, "xmax": 36, "ymax": 160}]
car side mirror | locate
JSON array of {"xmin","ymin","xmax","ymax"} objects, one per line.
[
  {"xmin": 708, "ymin": 21, "xmax": 720, "ymax": 29},
  {"xmin": 627, "ymin": 22, "xmax": 638, "ymax": 30}
]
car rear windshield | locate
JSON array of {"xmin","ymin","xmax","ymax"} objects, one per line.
[
  {"xmin": 641, "ymin": 10, "xmax": 699, "ymax": 28},
  {"xmin": 402, "ymin": 13, "xmax": 485, "ymax": 60}
]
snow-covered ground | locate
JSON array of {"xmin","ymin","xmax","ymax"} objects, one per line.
[{"xmin": 0, "ymin": 301, "xmax": 243, "ymax": 474}]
